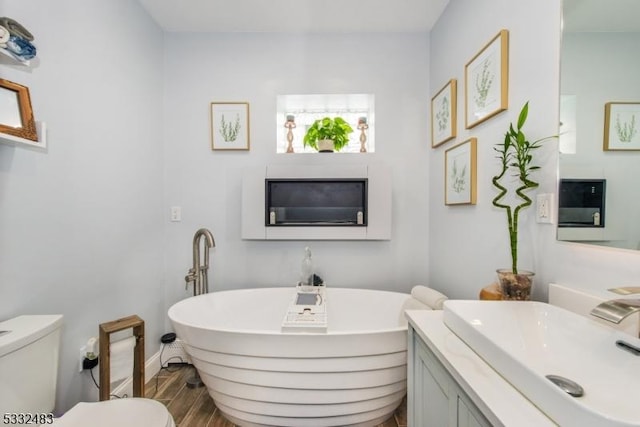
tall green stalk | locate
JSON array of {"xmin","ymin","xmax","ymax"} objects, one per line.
[{"xmin": 492, "ymin": 102, "xmax": 552, "ymax": 274}]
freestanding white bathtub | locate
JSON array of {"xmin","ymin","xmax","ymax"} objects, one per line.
[{"xmin": 168, "ymin": 287, "xmax": 412, "ymax": 427}]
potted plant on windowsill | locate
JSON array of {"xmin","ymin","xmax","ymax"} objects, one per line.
[
  {"xmin": 492, "ymin": 102, "xmax": 555, "ymax": 300},
  {"xmin": 303, "ymin": 117, "xmax": 354, "ymax": 152}
]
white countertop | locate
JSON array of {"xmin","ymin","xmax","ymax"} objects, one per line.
[{"xmin": 405, "ymin": 310, "xmax": 557, "ymax": 427}]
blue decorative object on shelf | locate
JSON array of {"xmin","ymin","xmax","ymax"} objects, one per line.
[{"xmin": 6, "ymin": 35, "xmax": 36, "ymax": 60}]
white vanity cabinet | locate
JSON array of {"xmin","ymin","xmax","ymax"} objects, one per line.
[
  {"xmin": 405, "ymin": 310, "xmax": 556, "ymax": 427},
  {"xmin": 409, "ymin": 324, "xmax": 490, "ymax": 427}
]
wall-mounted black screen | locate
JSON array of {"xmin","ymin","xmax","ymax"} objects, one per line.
[{"xmin": 265, "ymin": 179, "xmax": 367, "ymax": 226}]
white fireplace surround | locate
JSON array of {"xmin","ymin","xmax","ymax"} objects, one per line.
[{"xmin": 242, "ymin": 164, "xmax": 391, "ymax": 240}]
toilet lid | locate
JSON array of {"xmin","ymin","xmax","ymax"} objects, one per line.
[{"xmin": 53, "ymin": 398, "xmax": 174, "ymax": 427}]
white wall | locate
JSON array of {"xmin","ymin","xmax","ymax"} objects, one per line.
[
  {"xmin": 428, "ymin": 0, "xmax": 640, "ymax": 301},
  {"xmin": 0, "ymin": 0, "xmax": 164, "ymax": 412},
  {"xmin": 162, "ymin": 32, "xmax": 432, "ymax": 309}
]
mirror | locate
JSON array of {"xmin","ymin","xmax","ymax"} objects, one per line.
[
  {"xmin": 558, "ymin": 0, "xmax": 640, "ymax": 250},
  {"xmin": 0, "ymin": 78, "xmax": 38, "ymax": 141}
]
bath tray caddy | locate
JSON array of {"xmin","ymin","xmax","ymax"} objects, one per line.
[{"xmin": 281, "ymin": 285, "xmax": 327, "ymax": 333}]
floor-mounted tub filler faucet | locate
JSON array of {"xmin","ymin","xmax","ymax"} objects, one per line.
[
  {"xmin": 184, "ymin": 228, "xmax": 215, "ymax": 389},
  {"xmin": 185, "ymin": 228, "xmax": 215, "ymax": 296}
]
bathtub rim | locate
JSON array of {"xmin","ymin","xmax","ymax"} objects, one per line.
[{"xmin": 168, "ymin": 286, "xmax": 411, "ymax": 336}]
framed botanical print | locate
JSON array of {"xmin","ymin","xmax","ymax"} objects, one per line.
[
  {"xmin": 603, "ymin": 102, "xmax": 640, "ymax": 150},
  {"xmin": 210, "ymin": 102, "xmax": 250, "ymax": 150},
  {"xmin": 465, "ymin": 29, "xmax": 509, "ymax": 129},
  {"xmin": 445, "ymin": 138, "xmax": 477, "ymax": 205},
  {"xmin": 431, "ymin": 79, "xmax": 457, "ymax": 148}
]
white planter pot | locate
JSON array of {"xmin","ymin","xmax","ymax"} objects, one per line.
[{"xmin": 317, "ymin": 139, "xmax": 335, "ymax": 152}]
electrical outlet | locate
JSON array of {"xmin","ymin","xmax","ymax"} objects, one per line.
[
  {"xmin": 536, "ymin": 193, "xmax": 553, "ymax": 224},
  {"xmin": 78, "ymin": 345, "xmax": 99, "ymax": 371},
  {"xmin": 78, "ymin": 345, "xmax": 86, "ymax": 372},
  {"xmin": 82, "ymin": 357, "xmax": 99, "ymax": 370},
  {"xmin": 170, "ymin": 206, "xmax": 182, "ymax": 222}
]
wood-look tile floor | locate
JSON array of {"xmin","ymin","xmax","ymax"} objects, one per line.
[{"xmin": 146, "ymin": 364, "xmax": 407, "ymax": 427}]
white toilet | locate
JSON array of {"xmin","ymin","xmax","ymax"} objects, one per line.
[{"xmin": 0, "ymin": 315, "xmax": 175, "ymax": 427}]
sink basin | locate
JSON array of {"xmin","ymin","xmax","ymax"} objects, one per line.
[{"xmin": 443, "ymin": 300, "xmax": 640, "ymax": 427}]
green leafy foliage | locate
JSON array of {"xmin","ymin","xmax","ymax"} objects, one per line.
[
  {"xmin": 474, "ymin": 58, "xmax": 494, "ymax": 109},
  {"xmin": 303, "ymin": 117, "xmax": 354, "ymax": 151},
  {"xmin": 615, "ymin": 113, "xmax": 637, "ymax": 143},
  {"xmin": 219, "ymin": 113, "xmax": 241, "ymax": 142},
  {"xmin": 492, "ymin": 102, "xmax": 555, "ymax": 274}
]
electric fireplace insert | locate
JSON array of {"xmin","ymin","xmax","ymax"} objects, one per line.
[{"xmin": 265, "ymin": 179, "xmax": 368, "ymax": 226}]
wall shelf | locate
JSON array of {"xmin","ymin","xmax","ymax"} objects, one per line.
[
  {"xmin": 0, "ymin": 47, "xmax": 31, "ymax": 66},
  {"xmin": 0, "ymin": 121, "xmax": 46, "ymax": 149}
]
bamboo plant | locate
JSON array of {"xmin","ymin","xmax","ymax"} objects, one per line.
[{"xmin": 492, "ymin": 102, "xmax": 554, "ymax": 274}]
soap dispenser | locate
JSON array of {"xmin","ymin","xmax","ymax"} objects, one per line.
[{"xmin": 300, "ymin": 246, "xmax": 314, "ymax": 289}]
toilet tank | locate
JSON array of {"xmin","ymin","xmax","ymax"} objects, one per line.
[{"xmin": 0, "ymin": 315, "xmax": 63, "ymax": 414}]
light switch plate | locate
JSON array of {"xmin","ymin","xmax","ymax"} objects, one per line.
[
  {"xmin": 170, "ymin": 206, "xmax": 182, "ymax": 222},
  {"xmin": 536, "ymin": 193, "xmax": 553, "ymax": 224}
]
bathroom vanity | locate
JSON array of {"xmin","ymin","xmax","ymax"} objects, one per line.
[{"xmin": 405, "ymin": 310, "xmax": 555, "ymax": 427}]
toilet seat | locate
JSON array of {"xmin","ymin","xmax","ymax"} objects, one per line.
[{"xmin": 53, "ymin": 398, "xmax": 174, "ymax": 427}]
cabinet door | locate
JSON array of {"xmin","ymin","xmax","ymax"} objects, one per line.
[
  {"xmin": 409, "ymin": 328, "xmax": 493, "ymax": 427},
  {"xmin": 413, "ymin": 336, "xmax": 451, "ymax": 427},
  {"xmin": 456, "ymin": 390, "xmax": 492, "ymax": 427}
]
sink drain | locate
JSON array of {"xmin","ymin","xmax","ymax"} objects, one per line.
[{"xmin": 546, "ymin": 374, "xmax": 584, "ymax": 397}]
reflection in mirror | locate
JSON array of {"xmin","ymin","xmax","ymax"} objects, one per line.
[
  {"xmin": 0, "ymin": 78, "xmax": 38, "ymax": 141},
  {"xmin": 558, "ymin": 0, "xmax": 640, "ymax": 250}
]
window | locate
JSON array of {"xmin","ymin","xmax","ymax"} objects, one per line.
[{"xmin": 276, "ymin": 94, "xmax": 375, "ymax": 153}]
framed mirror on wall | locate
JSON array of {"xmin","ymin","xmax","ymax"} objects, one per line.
[
  {"xmin": 0, "ymin": 78, "xmax": 38, "ymax": 142},
  {"xmin": 558, "ymin": 0, "xmax": 640, "ymax": 250}
]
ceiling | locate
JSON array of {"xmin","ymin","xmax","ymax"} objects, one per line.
[
  {"xmin": 136, "ymin": 0, "xmax": 640, "ymax": 35},
  {"xmin": 137, "ymin": 0, "xmax": 450, "ymax": 33}
]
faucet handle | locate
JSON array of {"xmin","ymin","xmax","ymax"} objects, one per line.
[{"xmin": 185, "ymin": 268, "xmax": 196, "ymax": 289}]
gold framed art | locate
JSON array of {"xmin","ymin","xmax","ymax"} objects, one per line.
[
  {"xmin": 603, "ymin": 102, "xmax": 640, "ymax": 151},
  {"xmin": 431, "ymin": 79, "xmax": 457, "ymax": 148},
  {"xmin": 465, "ymin": 29, "xmax": 509, "ymax": 129},
  {"xmin": 210, "ymin": 102, "xmax": 250, "ymax": 150},
  {"xmin": 445, "ymin": 138, "xmax": 477, "ymax": 205},
  {"xmin": 0, "ymin": 78, "xmax": 38, "ymax": 142}
]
